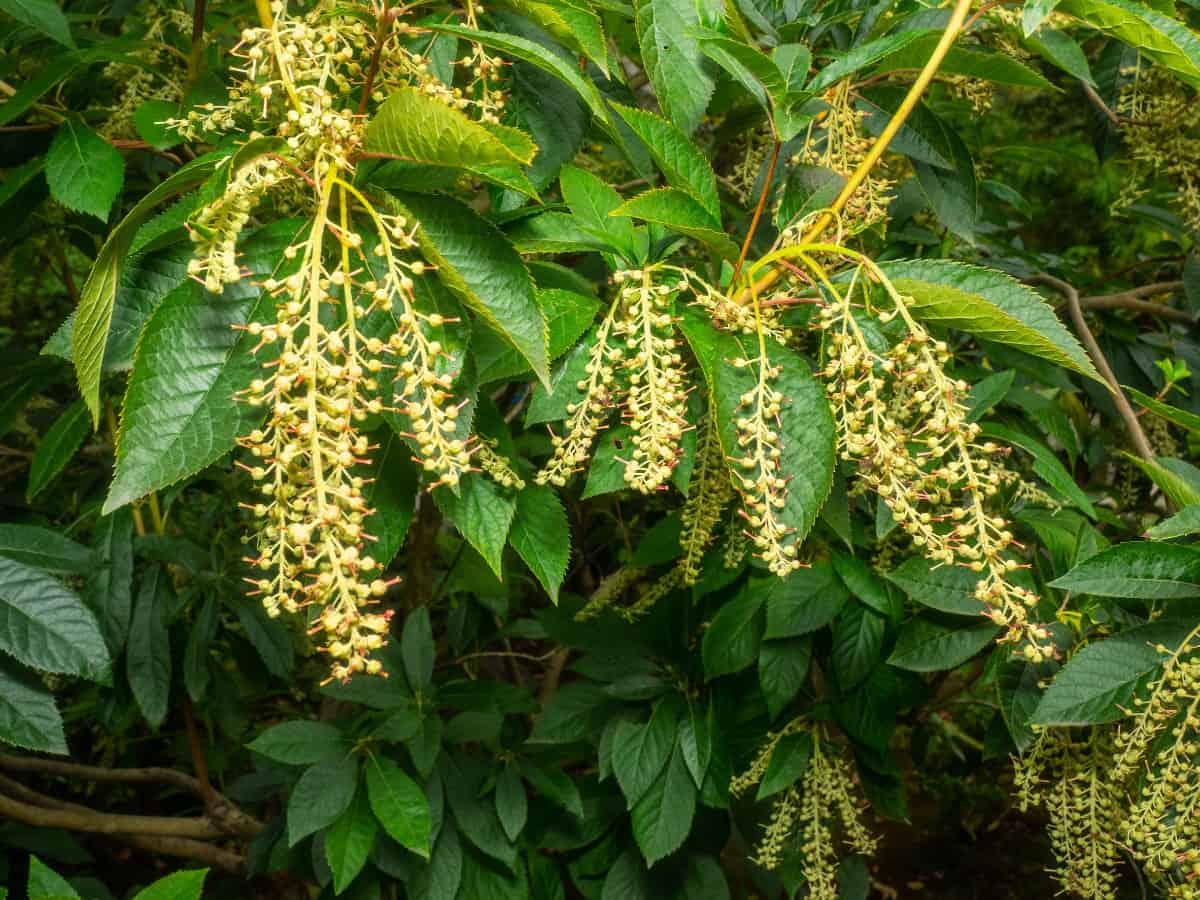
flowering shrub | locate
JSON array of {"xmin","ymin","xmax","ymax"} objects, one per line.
[{"xmin": 1, "ymin": 0, "xmax": 1199, "ymax": 896}]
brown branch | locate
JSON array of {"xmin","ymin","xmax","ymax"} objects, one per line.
[
  {"xmin": 538, "ymin": 648, "xmax": 571, "ymax": 707},
  {"xmin": 0, "ymin": 782, "xmax": 227, "ymax": 839},
  {"xmin": 358, "ymin": 4, "xmax": 395, "ymax": 116},
  {"xmin": 1030, "ymin": 274, "xmax": 1155, "ymax": 462},
  {"xmin": 182, "ymin": 698, "xmax": 215, "ymax": 806},
  {"xmin": 729, "ymin": 139, "xmax": 781, "ymax": 287},
  {"xmin": 1075, "ymin": 281, "xmax": 1192, "ymax": 323},
  {"xmin": 1080, "ymin": 80, "xmax": 1122, "ymax": 127}
]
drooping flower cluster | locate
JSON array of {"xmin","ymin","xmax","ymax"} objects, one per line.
[
  {"xmin": 678, "ymin": 413, "xmax": 734, "ymax": 584},
  {"xmin": 101, "ymin": 5, "xmax": 189, "ymax": 138},
  {"xmin": 733, "ymin": 721, "xmax": 877, "ymax": 895},
  {"xmin": 1015, "ymin": 730, "xmax": 1125, "ymax": 900},
  {"xmin": 817, "ymin": 277, "xmax": 1051, "ymax": 656},
  {"xmin": 536, "ymin": 266, "xmax": 689, "ymax": 494}
]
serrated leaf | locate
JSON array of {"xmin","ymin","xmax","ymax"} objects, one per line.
[
  {"xmin": 509, "ymin": 485, "xmax": 570, "ymax": 602},
  {"xmin": 45, "ymin": 120, "xmax": 123, "ymax": 220},
  {"xmin": 756, "ymin": 730, "xmax": 812, "ymax": 801},
  {"xmin": 877, "ymin": 260, "xmax": 1103, "ymax": 382},
  {"xmin": 887, "ymin": 618, "xmax": 999, "ymax": 671},
  {"xmin": 0, "ymin": 0, "xmax": 74, "ymax": 47},
  {"xmin": 702, "ymin": 587, "xmax": 765, "ymax": 680},
  {"xmin": 1146, "ymin": 505, "xmax": 1200, "ymax": 540},
  {"xmin": 0, "ymin": 556, "xmax": 109, "ymax": 681},
  {"xmin": 247, "ymin": 720, "xmax": 350, "ymax": 765},
  {"xmin": 610, "ymin": 104, "xmax": 720, "ymax": 219},
  {"xmin": 127, "ymin": 566, "xmax": 171, "ymax": 728},
  {"xmin": 0, "ymin": 657, "xmax": 66, "ymax": 754},
  {"xmin": 365, "ymin": 86, "xmax": 532, "ymax": 168},
  {"xmin": 475, "ymin": 288, "xmax": 600, "ymax": 384},
  {"xmin": 811, "ymin": 30, "xmax": 936, "ymax": 89},
  {"xmin": 288, "ymin": 755, "xmax": 359, "ymax": 847},
  {"xmin": 27, "ymin": 399, "xmax": 90, "ymax": 500},
  {"xmin": 1058, "ymin": 0, "xmax": 1200, "ymax": 86},
  {"xmin": 442, "ymin": 755, "xmax": 514, "ymax": 867},
  {"xmin": 367, "ymin": 755, "xmax": 431, "ymax": 858},
  {"xmin": 0, "ymin": 524, "xmax": 91, "ymax": 573},
  {"xmin": 832, "ymin": 602, "xmax": 886, "ymax": 689},
  {"xmin": 1049, "ymin": 542, "xmax": 1200, "ymax": 597},
  {"xmin": 361, "ymin": 430, "xmax": 417, "ymax": 567},
  {"xmin": 612, "ymin": 698, "xmax": 678, "ymax": 808},
  {"xmin": 630, "ymin": 742, "xmax": 696, "ymax": 865},
  {"xmin": 981, "ymin": 422, "xmax": 1095, "ymax": 517},
  {"xmin": 1024, "ymin": 28, "xmax": 1096, "ymax": 84},
  {"xmin": 28, "ymin": 855, "xmax": 80, "ymax": 899},
  {"xmin": 885, "ymin": 557, "xmax": 986, "ymax": 616},
  {"xmin": 872, "ymin": 34, "xmax": 1056, "ymax": 89},
  {"xmin": 391, "ymin": 191, "xmax": 548, "ymax": 385},
  {"xmin": 612, "ymin": 188, "xmax": 739, "ymax": 260},
  {"xmin": 132, "ymin": 869, "xmax": 209, "ymax": 900},
  {"xmin": 326, "ymin": 784, "xmax": 378, "ymax": 894},
  {"xmin": 759, "ymin": 636, "xmax": 812, "ymax": 720},
  {"xmin": 237, "ymin": 599, "xmax": 294, "ymax": 679},
  {"xmin": 1032, "ymin": 620, "xmax": 1197, "ymax": 725},
  {"xmin": 72, "ymin": 154, "xmax": 221, "ymax": 426},
  {"xmin": 494, "ymin": 765, "xmax": 527, "ymax": 843},
  {"xmin": 435, "ymin": 474, "xmax": 516, "ymax": 578},
  {"xmin": 763, "ymin": 563, "xmax": 850, "ymax": 639},
  {"xmin": 559, "ymin": 165, "xmax": 642, "ymax": 261},
  {"xmin": 633, "ymin": 0, "xmax": 714, "ymax": 134},
  {"xmin": 402, "ymin": 607, "xmax": 435, "ymax": 693}
]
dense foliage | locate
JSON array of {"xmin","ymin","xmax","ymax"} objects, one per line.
[{"xmin": 1, "ymin": 0, "xmax": 1199, "ymax": 897}]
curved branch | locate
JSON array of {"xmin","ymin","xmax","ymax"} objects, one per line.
[
  {"xmin": 0, "ymin": 784, "xmax": 225, "ymax": 839},
  {"xmin": 1030, "ymin": 274, "xmax": 1155, "ymax": 462},
  {"xmin": 1077, "ymin": 281, "xmax": 1192, "ymax": 323}
]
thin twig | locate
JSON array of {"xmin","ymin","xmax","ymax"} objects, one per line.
[
  {"xmin": 1030, "ymin": 274, "xmax": 1155, "ymax": 462},
  {"xmin": 729, "ymin": 139, "xmax": 781, "ymax": 287}
]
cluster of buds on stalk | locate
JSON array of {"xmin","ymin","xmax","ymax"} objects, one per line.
[
  {"xmin": 537, "ymin": 266, "xmax": 689, "ymax": 494},
  {"xmin": 817, "ymin": 272, "xmax": 1052, "ymax": 658}
]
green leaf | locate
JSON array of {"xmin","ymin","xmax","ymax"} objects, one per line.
[
  {"xmin": 72, "ymin": 154, "xmax": 220, "ymax": 426},
  {"xmin": 288, "ymin": 755, "xmax": 359, "ymax": 847},
  {"xmin": 811, "ymin": 31, "xmax": 936, "ymax": 89},
  {"xmin": 402, "ymin": 607, "xmax": 435, "ymax": 693},
  {"xmin": 0, "ymin": 0, "xmax": 74, "ymax": 47},
  {"xmin": 0, "ymin": 657, "xmax": 67, "ymax": 754},
  {"xmin": 365, "ymin": 86, "xmax": 532, "ymax": 168},
  {"xmin": 756, "ymin": 730, "xmax": 812, "ymax": 801},
  {"xmin": 884, "ymin": 557, "xmax": 986, "ymax": 616},
  {"xmin": 888, "ymin": 618, "xmax": 999, "ymax": 672},
  {"xmin": 612, "ymin": 189, "xmax": 739, "ymax": 261},
  {"xmin": 872, "ymin": 34, "xmax": 1056, "ymax": 89},
  {"xmin": 361, "ymin": 430, "xmax": 417, "ymax": 567},
  {"xmin": 630, "ymin": 743, "xmax": 696, "ymax": 865},
  {"xmin": 509, "ymin": 485, "xmax": 570, "ymax": 602},
  {"xmin": 127, "ymin": 566, "xmax": 172, "ymax": 728},
  {"xmin": 434, "ymin": 474, "xmax": 516, "ymax": 578},
  {"xmin": 85, "ymin": 509, "xmax": 134, "ymax": 655},
  {"xmin": 237, "ymin": 600, "xmax": 294, "ymax": 679},
  {"xmin": 759, "ymin": 636, "xmax": 812, "ymax": 720},
  {"xmin": 0, "ymin": 557, "xmax": 109, "ymax": 681},
  {"xmin": 559, "ymin": 165, "xmax": 642, "ymax": 261},
  {"xmin": 366, "ymin": 755, "xmax": 432, "ymax": 858},
  {"xmin": 612, "ymin": 698, "xmax": 678, "ymax": 808},
  {"xmin": 633, "ymin": 0, "xmax": 715, "ymax": 134},
  {"xmin": 501, "ymin": 0, "xmax": 609, "ymax": 75},
  {"xmin": 832, "ymin": 552, "xmax": 897, "ymax": 619},
  {"xmin": 391, "ymin": 191, "xmax": 548, "ymax": 385},
  {"xmin": 1049, "ymin": 542, "xmax": 1200, "ymax": 598},
  {"xmin": 1024, "ymin": 28, "xmax": 1096, "ymax": 85},
  {"xmin": 519, "ymin": 760, "xmax": 584, "ymax": 819},
  {"xmin": 1126, "ymin": 387, "xmax": 1200, "ymax": 434},
  {"xmin": 1058, "ymin": 0, "xmax": 1200, "ymax": 86},
  {"xmin": 1032, "ymin": 619, "xmax": 1198, "ymax": 725},
  {"xmin": 831, "ymin": 602, "xmax": 886, "ymax": 689},
  {"xmin": 610, "ymin": 104, "xmax": 721, "ymax": 219},
  {"xmin": 877, "ymin": 260, "xmax": 1103, "ymax": 383},
  {"xmin": 701, "ymin": 587, "xmax": 765, "ymax": 680},
  {"xmin": 26, "ymin": 399, "xmax": 90, "ymax": 500},
  {"xmin": 998, "ymin": 656, "xmax": 1057, "ymax": 752},
  {"xmin": 0, "ymin": 523, "xmax": 91, "ymax": 573},
  {"xmin": 326, "ymin": 784, "xmax": 379, "ymax": 894},
  {"xmin": 475, "ymin": 288, "xmax": 600, "ymax": 384},
  {"xmin": 494, "ymin": 765, "xmax": 527, "ymax": 843},
  {"xmin": 981, "ymin": 423, "xmax": 1095, "ymax": 517},
  {"xmin": 763, "ymin": 564, "xmax": 850, "ymax": 639},
  {"xmin": 442, "ymin": 756, "xmax": 514, "ymax": 867},
  {"xmin": 1146, "ymin": 505, "xmax": 1200, "ymax": 540},
  {"xmin": 133, "ymin": 99, "xmax": 180, "ymax": 150},
  {"xmin": 1127, "ymin": 455, "xmax": 1200, "ymax": 509},
  {"xmin": 247, "ymin": 720, "xmax": 350, "ymax": 765},
  {"xmin": 28, "ymin": 855, "xmax": 81, "ymax": 900},
  {"xmin": 132, "ymin": 869, "xmax": 209, "ymax": 900},
  {"xmin": 912, "ymin": 125, "xmax": 978, "ymax": 241},
  {"xmin": 1023, "ymin": 0, "xmax": 1065, "ymax": 34},
  {"xmin": 45, "ymin": 121, "xmax": 122, "ymax": 220},
  {"xmin": 408, "ymin": 819, "xmax": 463, "ymax": 900}
]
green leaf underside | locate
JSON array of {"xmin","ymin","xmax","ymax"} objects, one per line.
[
  {"xmin": 1049, "ymin": 542, "xmax": 1200, "ymax": 598},
  {"xmin": 0, "ymin": 659, "xmax": 67, "ymax": 754}
]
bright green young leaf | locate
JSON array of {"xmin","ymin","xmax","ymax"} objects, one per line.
[
  {"xmin": 610, "ymin": 104, "xmax": 721, "ymax": 219},
  {"xmin": 1049, "ymin": 542, "xmax": 1200, "ymax": 598},
  {"xmin": 26, "ymin": 398, "xmax": 90, "ymax": 500},
  {"xmin": 474, "ymin": 288, "xmax": 600, "ymax": 385},
  {"xmin": 45, "ymin": 120, "xmax": 123, "ymax": 220},
  {"xmin": 0, "ymin": 0, "xmax": 74, "ymax": 47},
  {"xmin": 247, "ymin": 720, "xmax": 350, "ymax": 765},
  {"xmin": 0, "ymin": 657, "xmax": 67, "ymax": 754},
  {"xmin": 1058, "ymin": 0, "xmax": 1200, "ymax": 86},
  {"xmin": 0, "ymin": 557, "xmax": 109, "ymax": 681},
  {"xmin": 509, "ymin": 485, "xmax": 570, "ymax": 602},
  {"xmin": 392, "ymin": 191, "xmax": 549, "ymax": 385},
  {"xmin": 27, "ymin": 855, "xmax": 80, "ymax": 900},
  {"xmin": 878, "ymin": 260, "xmax": 1103, "ymax": 383},
  {"xmin": 131, "ymin": 869, "xmax": 209, "ymax": 900},
  {"xmin": 326, "ymin": 785, "xmax": 379, "ymax": 894},
  {"xmin": 1126, "ymin": 455, "xmax": 1200, "ymax": 509},
  {"xmin": 887, "ymin": 618, "xmax": 999, "ymax": 671},
  {"xmin": 559, "ymin": 165, "xmax": 642, "ymax": 261},
  {"xmin": 0, "ymin": 523, "xmax": 91, "ymax": 573},
  {"xmin": 1126, "ymin": 386, "xmax": 1200, "ymax": 434},
  {"xmin": 287, "ymin": 755, "xmax": 359, "ymax": 846},
  {"xmin": 1032, "ymin": 619, "xmax": 1198, "ymax": 725},
  {"xmin": 633, "ymin": 0, "xmax": 714, "ymax": 134},
  {"xmin": 367, "ymin": 755, "xmax": 432, "ymax": 858},
  {"xmin": 630, "ymin": 743, "xmax": 696, "ymax": 865},
  {"xmin": 612, "ymin": 189, "xmax": 739, "ymax": 261},
  {"xmin": 127, "ymin": 566, "xmax": 172, "ymax": 728},
  {"xmin": 810, "ymin": 30, "xmax": 936, "ymax": 89},
  {"xmin": 365, "ymin": 86, "xmax": 533, "ymax": 168}
]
